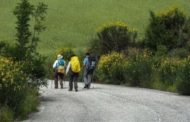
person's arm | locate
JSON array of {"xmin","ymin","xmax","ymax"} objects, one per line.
[
  {"xmin": 83, "ymin": 58, "xmax": 87, "ymax": 68},
  {"xmin": 66, "ymin": 62, "xmax": 71, "ymax": 75},
  {"xmin": 53, "ymin": 60, "xmax": 58, "ymax": 69}
]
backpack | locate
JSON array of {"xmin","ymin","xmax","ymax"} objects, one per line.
[
  {"xmin": 87, "ymin": 56, "xmax": 96, "ymax": 73},
  {"xmin": 57, "ymin": 59, "xmax": 65, "ymax": 74},
  {"xmin": 70, "ymin": 56, "xmax": 81, "ymax": 73}
]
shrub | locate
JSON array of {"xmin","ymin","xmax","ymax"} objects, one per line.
[
  {"xmin": 158, "ymin": 57, "xmax": 182, "ymax": 85},
  {"xmin": 97, "ymin": 52, "xmax": 126, "ymax": 84},
  {"xmin": 0, "ymin": 57, "xmax": 28, "ymax": 115},
  {"xmin": 96, "ymin": 21, "xmax": 137, "ymax": 54},
  {"xmin": 0, "ymin": 106, "xmax": 14, "ymax": 122},
  {"xmin": 21, "ymin": 54, "xmax": 47, "ymax": 87},
  {"xmin": 18, "ymin": 88, "xmax": 39, "ymax": 119},
  {"xmin": 56, "ymin": 48, "xmax": 75, "ymax": 62},
  {"xmin": 144, "ymin": 7, "xmax": 189, "ymax": 52},
  {"xmin": 125, "ymin": 50, "xmax": 153, "ymax": 87},
  {"xmin": 177, "ymin": 56, "xmax": 190, "ymax": 95}
]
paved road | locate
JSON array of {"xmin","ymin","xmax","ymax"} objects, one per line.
[{"xmin": 23, "ymin": 81, "xmax": 190, "ymax": 122}]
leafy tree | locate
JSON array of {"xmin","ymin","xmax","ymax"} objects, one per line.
[
  {"xmin": 13, "ymin": 0, "xmax": 34, "ymax": 61},
  {"xmin": 13, "ymin": 0, "xmax": 48, "ymax": 84}
]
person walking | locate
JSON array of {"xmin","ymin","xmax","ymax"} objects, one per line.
[
  {"xmin": 66, "ymin": 54, "xmax": 81, "ymax": 92},
  {"xmin": 83, "ymin": 53, "xmax": 96, "ymax": 89},
  {"xmin": 53, "ymin": 54, "xmax": 65, "ymax": 89}
]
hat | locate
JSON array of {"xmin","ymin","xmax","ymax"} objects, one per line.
[{"xmin": 57, "ymin": 54, "xmax": 63, "ymax": 59}]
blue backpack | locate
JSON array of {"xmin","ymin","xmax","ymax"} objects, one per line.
[
  {"xmin": 57, "ymin": 59, "xmax": 65, "ymax": 74},
  {"xmin": 57, "ymin": 59, "xmax": 65, "ymax": 67},
  {"xmin": 87, "ymin": 56, "xmax": 96, "ymax": 73}
]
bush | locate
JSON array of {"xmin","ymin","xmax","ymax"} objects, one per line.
[
  {"xmin": 0, "ymin": 57, "xmax": 27, "ymax": 115},
  {"xmin": 21, "ymin": 54, "xmax": 47, "ymax": 87},
  {"xmin": 158, "ymin": 57, "xmax": 182, "ymax": 85},
  {"xmin": 18, "ymin": 88, "xmax": 39, "ymax": 119},
  {"xmin": 125, "ymin": 50, "xmax": 153, "ymax": 87},
  {"xmin": 144, "ymin": 7, "xmax": 189, "ymax": 52},
  {"xmin": 96, "ymin": 21, "xmax": 137, "ymax": 54},
  {"xmin": 0, "ymin": 106, "xmax": 14, "ymax": 122},
  {"xmin": 97, "ymin": 52, "xmax": 126, "ymax": 84},
  {"xmin": 177, "ymin": 56, "xmax": 190, "ymax": 95},
  {"xmin": 56, "ymin": 48, "xmax": 75, "ymax": 62}
]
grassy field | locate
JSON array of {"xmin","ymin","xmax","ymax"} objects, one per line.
[{"xmin": 0, "ymin": 0, "xmax": 190, "ymax": 56}]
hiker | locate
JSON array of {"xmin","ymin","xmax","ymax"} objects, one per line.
[
  {"xmin": 83, "ymin": 53, "xmax": 96, "ymax": 89},
  {"xmin": 53, "ymin": 54, "xmax": 65, "ymax": 89},
  {"xmin": 66, "ymin": 54, "xmax": 81, "ymax": 92}
]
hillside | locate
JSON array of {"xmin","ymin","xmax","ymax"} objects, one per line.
[{"xmin": 0, "ymin": 0, "xmax": 190, "ymax": 55}]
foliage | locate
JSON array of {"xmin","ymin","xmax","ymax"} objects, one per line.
[
  {"xmin": 96, "ymin": 21, "xmax": 137, "ymax": 54},
  {"xmin": 0, "ymin": 106, "xmax": 14, "ymax": 122},
  {"xmin": 13, "ymin": 0, "xmax": 34, "ymax": 61},
  {"xmin": 12, "ymin": 0, "xmax": 48, "ymax": 86},
  {"xmin": 157, "ymin": 57, "xmax": 182, "ymax": 85},
  {"xmin": 144, "ymin": 7, "xmax": 189, "ymax": 52},
  {"xmin": 177, "ymin": 56, "xmax": 190, "ymax": 95},
  {"xmin": 97, "ymin": 52, "xmax": 126, "ymax": 84},
  {"xmin": 0, "ymin": 57, "xmax": 28, "ymax": 115},
  {"xmin": 87, "ymin": 38, "xmax": 102, "ymax": 56},
  {"xmin": 56, "ymin": 48, "xmax": 75, "ymax": 62},
  {"xmin": 125, "ymin": 50, "xmax": 153, "ymax": 87},
  {"xmin": 18, "ymin": 88, "xmax": 39, "ymax": 119}
]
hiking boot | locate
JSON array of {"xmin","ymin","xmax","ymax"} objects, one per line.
[
  {"xmin": 84, "ymin": 85, "xmax": 87, "ymax": 89},
  {"xmin": 75, "ymin": 89, "xmax": 78, "ymax": 92},
  {"xmin": 68, "ymin": 89, "xmax": 72, "ymax": 91}
]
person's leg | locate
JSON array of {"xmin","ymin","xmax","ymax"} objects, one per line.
[
  {"xmin": 87, "ymin": 74, "xmax": 92, "ymax": 89},
  {"xmin": 83, "ymin": 69, "xmax": 88, "ymax": 88},
  {"xmin": 54, "ymin": 72, "xmax": 58, "ymax": 89},
  {"xmin": 59, "ymin": 73, "xmax": 64, "ymax": 89},
  {"xmin": 69, "ymin": 73, "xmax": 73, "ymax": 91},
  {"xmin": 74, "ymin": 73, "xmax": 79, "ymax": 91}
]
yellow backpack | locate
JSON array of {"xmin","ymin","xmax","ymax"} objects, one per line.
[{"xmin": 70, "ymin": 56, "xmax": 81, "ymax": 73}]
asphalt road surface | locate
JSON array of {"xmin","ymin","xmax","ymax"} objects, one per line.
[{"xmin": 22, "ymin": 80, "xmax": 190, "ymax": 122}]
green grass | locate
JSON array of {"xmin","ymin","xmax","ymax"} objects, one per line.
[{"xmin": 0, "ymin": 0, "xmax": 190, "ymax": 55}]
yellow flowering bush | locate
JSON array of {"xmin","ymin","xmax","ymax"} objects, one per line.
[
  {"xmin": 158, "ymin": 57, "xmax": 184, "ymax": 84},
  {"xmin": 97, "ymin": 52, "xmax": 126, "ymax": 84},
  {"xmin": 0, "ymin": 56, "xmax": 28, "ymax": 115}
]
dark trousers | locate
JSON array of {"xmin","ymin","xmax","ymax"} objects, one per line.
[
  {"xmin": 69, "ymin": 72, "xmax": 79, "ymax": 90},
  {"xmin": 54, "ymin": 72, "xmax": 64, "ymax": 88}
]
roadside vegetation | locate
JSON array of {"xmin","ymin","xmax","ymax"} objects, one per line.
[
  {"xmin": 0, "ymin": 0, "xmax": 47, "ymax": 121},
  {"xmin": 90, "ymin": 7, "xmax": 190, "ymax": 95}
]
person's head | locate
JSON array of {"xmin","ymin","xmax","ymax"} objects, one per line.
[
  {"xmin": 86, "ymin": 52, "xmax": 90, "ymax": 56},
  {"xmin": 57, "ymin": 54, "xmax": 63, "ymax": 60},
  {"xmin": 69, "ymin": 54, "xmax": 76, "ymax": 60}
]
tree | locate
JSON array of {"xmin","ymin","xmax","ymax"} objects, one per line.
[
  {"xmin": 13, "ymin": 0, "xmax": 47, "ymax": 61},
  {"xmin": 13, "ymin": 0, "xmax": 48, "ymax": 84},
  {"xmin": 14, "ymin": 0, "xmax": 34, "ymax": 61}
]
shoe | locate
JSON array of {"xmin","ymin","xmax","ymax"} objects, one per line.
[
  {"xmin": 83, "ymin": 85, "xmax": 87, "ymax": 89},
  {"xmin": 68, "ymin": 89, "xmax": 72, "ymax": 91},
  {"xmin": 87, "ymin": 85, "xmax": 90, "ymax": 89},
  {"xmin": 75, "ymin": 89, "xmax": 78, "ymax": 92}
]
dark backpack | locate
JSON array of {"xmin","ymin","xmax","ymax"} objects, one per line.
[{"xmin": 87, "ymin": 56, "xmax": 96, "ymax": 73}]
